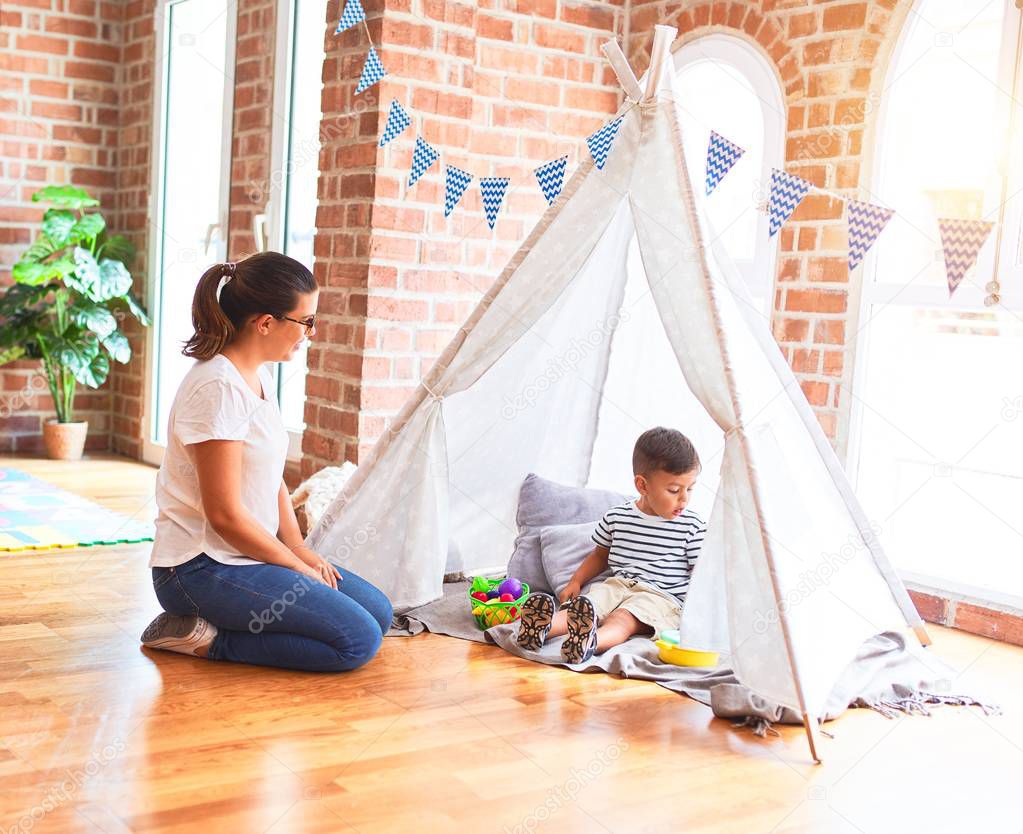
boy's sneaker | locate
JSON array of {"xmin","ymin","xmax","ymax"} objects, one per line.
[
  {"xmin": 561, "ymin": 595, "xmax": 598, "ymax": 664},
  {"xmin": 516, "ymin": 592, "xmax": 556, "ymax": 651},
  {"xmin": 141, "ymin": 613, "xmax": 217, "ymax": 657}
]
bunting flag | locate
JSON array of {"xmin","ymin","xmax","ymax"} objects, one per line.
[
  {"xmin": 355, "ymin": 45, "xmax": 386, "ymax": 94},
  {"xmin": 705, "ymin": 131, "xmax": 745, "ymax": 196},
  {"xmin": 767, "ymin": 168, "xmax": 812, "ymax": 237},
  {"xmin": 444, "ymin": 166, "xmax": 473, "ymax": 217},
  {"xmin": 407, "ymin": 136, "xmax": 439, "ymax": 190},
  {"xmin": 379, "ymin": 100, "xmax": 411, "ymax": 147},
  {"xmin": 938, "ymin": 218, "xmax": 995, "ymax": 296},
  {"xmin": 846, "ymin": 199, "xmax": 895, "ymax": 272},
  {"xmin": 480, "ymin": 177, "xmax": 510, "ymax": 229},
  {"xmin": 335, "ymin": 0, "xmax": 366, "ymax": 33},
  {"xmin": 535, "ymin": 156, "xmax": 568, "ymax": 205},
  {"xmin": 586, "ymin": 117, "xmax": 623, "ymax": 171}
]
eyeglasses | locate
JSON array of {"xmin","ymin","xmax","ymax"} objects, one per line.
[{"xmin": 276, "ymin": 314, "xmax": 316, "ymax": 333}]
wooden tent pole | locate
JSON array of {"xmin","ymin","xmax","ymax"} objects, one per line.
[{"xmin": 652, "ymin": 24, "xmax": 824, "ymax": 763}]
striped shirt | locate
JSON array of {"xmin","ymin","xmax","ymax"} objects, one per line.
[{"xmin": 591, "ymin": 501, "xmax": 706, "ymax": 605}]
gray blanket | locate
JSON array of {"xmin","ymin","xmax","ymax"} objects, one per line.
[{"xmin": 393, "ymin": 582, "xmax": 998, "ymax": 732}]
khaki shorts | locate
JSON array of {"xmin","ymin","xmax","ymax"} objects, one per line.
[{"xmin": 586, "ymin": 576, "xmax": 682, "ymax": 636}]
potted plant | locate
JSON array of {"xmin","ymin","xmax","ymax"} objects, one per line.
[{"xmin": 0, "ymin": 185, "xmax": 150, "ymax": 460}]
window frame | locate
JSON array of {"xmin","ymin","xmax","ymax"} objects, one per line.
[
  {"xmin": 265, "ymin": 0, "xmax": 323, "ymax": 460},
  {"xmin": 141, "ymin": 0, "xmax": 238, "ymax": 466},
  {"xmin": 670, "ymin": 32, "xmax": 786, "ymax": 322},
  {"xmin": 848, "ymin": 0, "xmax": 1023, "ymax": 601}
]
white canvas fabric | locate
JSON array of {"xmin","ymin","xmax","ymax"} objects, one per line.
[{"xmin": 306, "ymin": 27, "xmax": 927, "ymax": 729}]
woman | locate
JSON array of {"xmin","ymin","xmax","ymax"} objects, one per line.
[{"xmin": 140, "ymin": 252, "xmax": 392, "ymax": 672}]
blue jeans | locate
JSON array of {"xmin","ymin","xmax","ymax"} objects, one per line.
[{"xmin": 152, "ymin": 553, "xmax": 393, "ymax": 673}]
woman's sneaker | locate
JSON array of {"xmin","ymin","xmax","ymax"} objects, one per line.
[
  {"xmin": 516, "ymin": 592, "xmax": 556, "ymax": 651},
  {"xmin": 561, "ymin": 595, "xmax": 598, "ymax": 664},
  {"xmin": 141, "ymin": 613, "xmax": 217, "ymax": 657}
]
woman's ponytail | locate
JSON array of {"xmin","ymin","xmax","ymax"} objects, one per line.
[
  {"xmin": 182, "ymin": 262, "xmax": 238, "ymax": 360},
  {"xmin": 181, "ymin": 252, "xmax": 317, "ymax": 361}
]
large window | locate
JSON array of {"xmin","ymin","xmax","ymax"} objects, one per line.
[
  {"xmin": 672, "ymin": 34, "xmax": 785, "ymax": 319},
  {"xmin": 851, "ymin": 1, "xmax": 1023, "ymax": 602},
  {"xmin": 264, "ymin": 0, "xmax": 325, "ymax": 450},
  {"xmin": 144, "ymin": 0, "xmax": 236, "ymax": 462}
]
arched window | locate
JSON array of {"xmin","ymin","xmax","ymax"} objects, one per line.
[
  {"xmin": 672, "ymin": 34, "xmax": 785, "ymax": 319},
  {"xmin": 850, "ymin": 1, "xmax": 1023, "ymax": 602}
]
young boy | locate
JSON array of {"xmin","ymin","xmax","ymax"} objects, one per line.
[{"xmin": 516, "ymin": 427, "xmax": 706, "ymax": 664}]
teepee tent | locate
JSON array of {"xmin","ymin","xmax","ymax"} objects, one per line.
[{"xmin": 306, "ymin": 25, "xmax": 930, "ymax": 761}]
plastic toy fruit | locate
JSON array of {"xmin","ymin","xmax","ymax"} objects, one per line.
[
  {"xmin": 499, "ymin": 593, "xmax": 514, "ymax": 602},
  {"xmin": 471, "ymin": 591, "xmax": 489, "ymax": 602},
  {"xmin": 498, "ymin": 577, "xmax": 523, "ymax": 599}
]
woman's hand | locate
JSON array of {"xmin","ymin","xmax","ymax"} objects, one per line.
[
  {"xmin": 559, "ymin": 581, "xmax": 581, "ymax": 606},
  {"xmin": 290, "ymin": 544, "xmax": 342, "ymax": 590}
]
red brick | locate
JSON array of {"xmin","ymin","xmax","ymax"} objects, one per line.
[
  {"xmin": 16, "ymin": 34, "xmax": 69, "ymax": 54},
  {"xmin": 954, "ymin": 603, "xmax": 1023, "ymax": 647},
  {"xmin": 800, "ymin": 380, "xmax": 830, "ymax": 407},
  {"xmin": 823, "ymin": 3, "xmax": 868, "ymax": 32},
  {"xmin": 784, "ymin": 288, "xmax": 847, "ymax": 314}
]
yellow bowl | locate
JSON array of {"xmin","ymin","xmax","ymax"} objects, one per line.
[{"xmin": 655, "ymin": 639, "xmax": 719, "ymax": 667}]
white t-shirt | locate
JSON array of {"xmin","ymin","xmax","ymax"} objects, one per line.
[{"xmin": 149, "ymin": 354, "xmax": 289, "ymax": 568}]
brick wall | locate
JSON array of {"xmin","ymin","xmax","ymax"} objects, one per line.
[
  {"xmin": 304, "ymin": 0, "xmax": 625, "ymax": 477},
  {"xmin": 3, "ymin": 0, "xmax": 905, "ymax": 471},
  {"xmin": 625, "ymin": 0, "xmax": 900, "ymax": 457},
  {"xmin": 0, "ymin": 0, "xmax": 124, "ymax": 454},
  {"xmin": 109, "ymin": 0, "xmax": 157, "ymax": 460}
]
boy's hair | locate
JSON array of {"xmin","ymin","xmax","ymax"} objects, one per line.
[{"xmin": 632, "ymin": 427, "xmax": 700, "ymax": 476}]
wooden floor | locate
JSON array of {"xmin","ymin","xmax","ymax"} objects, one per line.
[{"xmin": 1, "ymin": 453, "xmax": 1022, "ymax": 834}]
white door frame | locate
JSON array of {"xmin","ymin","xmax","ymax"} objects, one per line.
[{"xmin": 141, "ymin": 0, "xmax": 237, "ymax": 466}]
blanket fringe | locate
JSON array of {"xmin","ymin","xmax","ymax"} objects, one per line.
[
  {"xmin": 856, "ymin": 689, "xmax": 1001, "ymax": 719},
  {"xmin": 731, "ymin": 716, "xmax": 780, "ymax": 738}
]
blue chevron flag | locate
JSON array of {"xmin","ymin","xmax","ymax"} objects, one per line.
[
  {"xmin": 768, "ymin": 168, "xmax": 812, "ymax": 237},
  {"xmin": 938, "ymin": 218, "xmax": 995, "ymax": 296},
  {"xmin": 586, "ymin": 117, "xmax": 623, "ymax": 171},
  {"xmin": 379, "ymin": 100, "xmax": 411, "ymax": 147},
  {"xmin": 480, "ymin": 177, "xmax": 510, "ymax": 229},
  {"xmin": 335, "ymin": 0, "xmax": 366, "ymax": 34},
  {"xmin": 705, "ymin": 131, "xmax": 745, "ymax": 196},
  {"xmin": 444, "ymin": 166, "xmax": 473, "ymax": 217},
  {"xmin": 535, "ymin": 156, "xmax": 568, "ymax": 205},
  {"xmin": 407, "ymin": 136, "xmax": 439, "ymax": 190},
  {"xmin": 355, "ymin": 45, "xmax": 386, "ymax": 94},
  {"xmin": 846, "ymin": 199, "xmax": 894, "ymax": 271}
]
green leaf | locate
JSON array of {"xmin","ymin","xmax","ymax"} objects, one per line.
[
  {"xmin": 0, "ymin": 345, "xmax": 26, "ymax": 366},
  {"xmin": 0, "ymin": 283, "xmax": 52, "ymax": 317},
  {"xmin": 71, "ymin": 301, "xmax": 117, "ymax": 339},
  {"xmin": 12, "ymin": 256, "xmax": 74, "ymax": 286},
  {"xmin": 123, "ymin": 292, "xmax": 151, "ymax": 327},
  {"xmin": 97, "ymin": 234, "xmax": 134, "ymax": 264},
  {"xmin": 95, "ymin": 258, "xmax": 132, "ymax": 301},
  {"xmin": 42, "ymin": 209, "xmax": 76, "ymax": 246},
  {"xmin": 18, "ymin": 235, "xmax": 59, "ymax": 265},
  {"xmin": 68, "ymin": 247, "xmax": 100, "ymax": 300},
  {"xmin": 32, "ymin": 185, "xmax": 99, "ymax": 210},
  {"xmin": 58, "ymin": 333, "xmax": 106, "ymax": 388},
  {"xmin": 101, "ymin": 331, "xmax": 131, "ymax": 364},
  {"xmin": 71, "ymin": 212, "xmax": 105, "ymax": 244}
]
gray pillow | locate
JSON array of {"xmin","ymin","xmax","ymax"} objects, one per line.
[
  {"xmin": 505, "ymin": 473, "xmax": 628, "ymax": 595},
  {"xmin": 506, "ymin": 531, "xmax": 552, "ymax": 595},
  {"xmin": 515, "ymin": 473, "xmax": 628, "ymax": 531},
  {"xmin": 540, "ymin": 521, "xmax": 613, "ymax": 595}
]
